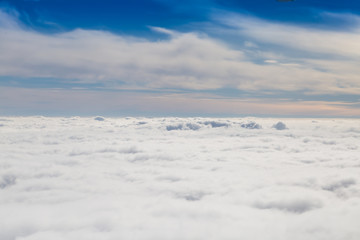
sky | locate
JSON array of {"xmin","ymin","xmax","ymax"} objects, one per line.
[{"xmin": 1, "ymin": 0, "xmax": 360, "ymax": 117}]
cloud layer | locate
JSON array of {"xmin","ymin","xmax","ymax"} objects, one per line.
[
  {"xmin": 1, "ymin": 86, "xmax": 359, "ymax": 117},
  {"xmin": 1, "ymin": 9, "xmax": 360, "ymax": 96},
  {"xmin": 1, "ymin": 117, "xmax": 360, "ymax": 239}
]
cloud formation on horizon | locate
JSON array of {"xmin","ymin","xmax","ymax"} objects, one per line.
[
  {"xmin": 1, "ymin": 7, "xmax": 360, "ymax": 117},
  {"xmin": 1, "ymin": 8, "xmax": 360, "ymax": 96}
]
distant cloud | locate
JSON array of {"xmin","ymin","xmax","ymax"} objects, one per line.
[
  {"xmin": 94, "ymin": 116, "xmax": 105, "ymax": 121},
  {"xmin": 264, "ymin": 60, "xmax": 278, "ymax": 64},
  {"xmin": 221, "ymin": 13, "xmax": 360, "ymax": 58},
  {"xmin": 215, "ymin": 13, "xmax": 360, "ymax": 94},
  {"xmin": 244, "ymin": 41, "xmax": 258, "ymax": 48},
  {"xmin": 149, "ymin": 26, "xmax": 177, "ymax": 36},
  {"xmin": 0, "ymin": 7, "xmax": 20, "ymax": 29},
  {"xmin": 273, "ymin": 122, "xmax": 287, "ymax": 130},
  {"xmin": 1, "ymin": 8, "xmax": 360, "ymax": 97},
  {"xmin": 1, "ymin": 7, "xmax": 360, "ymax": 116}
]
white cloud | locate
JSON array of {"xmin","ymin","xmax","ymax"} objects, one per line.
[
  {"xmin": 0, "ymin": 7, "xmax": 20, "ymax": 29},
  {"xmin": 1, "ymin": 9, "xmax": 360, "ymax": 95},
  {"xmin": 1, "ymin": 117, "xmax": 360, "ymax": 239},
  {"xmin": 215, "ymin": 13, "xmax": 360, "ymax": 93},
  {"xmin": 221, "ymin": 13, "xmax": 360, "ymax": 58},
  {"xmin": 264, "ymin": 59, "xmax": 278, "ymax": 64},
  {"xmin": 273, "ymin": 121, "xmax": 288, "ymax": 130},
  {"xmin": 149, "ymin": 26, "xmax": 177, "ymax": 36}
]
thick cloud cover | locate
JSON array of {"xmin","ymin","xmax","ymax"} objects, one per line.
[
  {"xmin": 1, "ymin": 117, "xmax": 360, "ymax": 240},
  {"xmin": 1, "ymin": 8, "xmax": 360, "ymax": 117}
]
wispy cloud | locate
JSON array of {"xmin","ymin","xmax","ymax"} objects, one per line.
[
  {"xmin": 1, "ymin": 8, "xmax": 360, "ymax": 95},
  {"xmin": 220, "ymin": 13, "xmax": 360, "ymax": 58},
  {"xmin": 0, "ymin": 8, "xmax": 360, "ymax": 116},
  {"xmin": 215, "ymin": 13, "xmax": 360, "ymax": 94}
]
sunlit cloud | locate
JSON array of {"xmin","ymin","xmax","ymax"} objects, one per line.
[
  {"xmin": 0, "ymin": 7, "xmax": 360, "ymax": 116},
  {"xmin": 215, "ymin": 13, "xmax": 360, "ymax": 94},
  {"xmin": 1, "ymin": 8, "xmax": 360, "ymax": 95}
]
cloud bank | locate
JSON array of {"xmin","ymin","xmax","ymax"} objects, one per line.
[
  {"xmin": 1, "ymin": 8, "xmax": 360, "ymax": 96},
  {"xmin": 1, "ymin": 117, "xmax": 360, "ymax": 239},
  {"xmin": 1, "ymin": 7, "xmax": 360, "ymax": 116}
]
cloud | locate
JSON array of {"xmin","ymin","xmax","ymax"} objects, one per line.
[
  {"xmin": 253, "ymin": 197, "xmax": 323, "ymax": 214},
  {"xmin": 1, "ymin": 117, "xmax": 360, "ymax": 239},
  {"xmin": 214, "ymin": 12, "xmax": 360, "ymax": 94},
  {"xmin": 322, "ymin": 178, "xmax": 356, "ymax": 192},
  {"xmin": 149, "ymin": 26, "xmax": 177, "ymax": 36},
  {"xmin": 166, "ymin": 122, "xmax": 202, "ymax": 131},
  {"xmin": 1, "ymin": 8, "xmax": 360, "ymax": 98},
  {"xmin": 0, "ymin": 9, "xmax": 242, "ymax": 90},
  {"xmin": 221, "ymin": 13, "xmax": 360, "ymax": 58},
  {"xmin": 94, "ymin": 116, "xmax": 105, "ymax": 121},
  {"xmin": 240, "ymin": 121, "xmax": 262, "ymax": 129},
  {"xmin": 202, "ymin": 121, "xmax": 229, "ymax": 128},
  {"xmin": 0, "ymin": 6, "xmax": 21, "ymax": 29},
  {"xmin": 273, "ymin": 122, "xmax": 288, "ymax": 130},
  {"xmin": 0, "ymin": 174, "xmax": 16, "ymax": 189}
]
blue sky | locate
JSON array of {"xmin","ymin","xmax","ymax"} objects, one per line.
[{"xmin": 1, "ymin": 0, "xmax": 360, "ymax": 117}]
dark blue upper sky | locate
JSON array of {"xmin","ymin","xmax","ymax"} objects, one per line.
[{"xmin": 4, "ymin": 0, "xmax": 360, "ymax": 34}]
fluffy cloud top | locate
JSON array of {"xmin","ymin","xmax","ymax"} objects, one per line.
[{"xmin": 1, "ymin": 117, "xmax": 360, "ymax": 239}]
